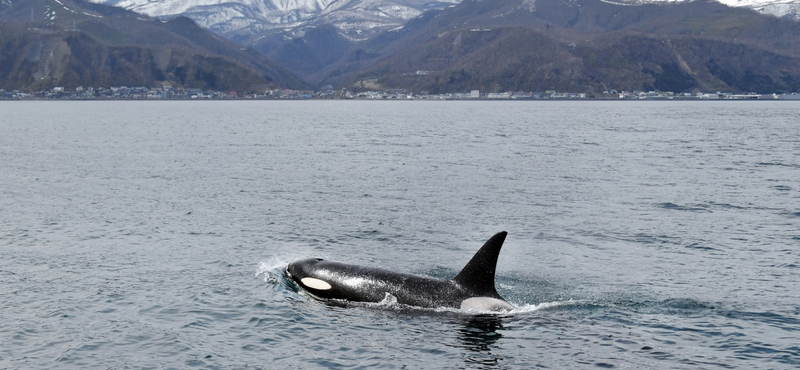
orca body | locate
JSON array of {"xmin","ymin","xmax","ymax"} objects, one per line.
[{"xmin": 286, "ymin": 231, "xmax": 514, "ymax": 311}]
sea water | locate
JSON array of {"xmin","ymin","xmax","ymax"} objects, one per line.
[{"xmin": 1, "ymin": 100, "xmax": 798, "ymax": 369}]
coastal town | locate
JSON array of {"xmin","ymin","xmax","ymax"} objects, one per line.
[{"xmin": 2, "ymin": 85, "xmax": 800, "ymax": 100}]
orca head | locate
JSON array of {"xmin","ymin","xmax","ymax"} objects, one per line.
[{"xmin": 286, "ymin": 258, "xmax": 335, "ymax": 292}]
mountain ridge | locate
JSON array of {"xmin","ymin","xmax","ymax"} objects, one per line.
[
  {"xmin": 92, "ymin": 0, "xmax": 461, "ymax": 45},
  {"xmin": 323, "ymin": 0, "xmax": 800, "ymax": 94},
  {"xmin": 5, "ymin": 0, "xmax": 800, "ymax": 94},
  {"xmin": 84, "ymin": 0, "xmax": 800, "ymax": 48},
  {"xmin": 0, "ymin": 0, "xmax": 310, "ymax": 91}
]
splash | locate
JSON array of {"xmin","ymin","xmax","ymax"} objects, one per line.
[
  {"xmin": 370, "ymin": 297, "xmax": 588, "ymax": 316},
  {"xmin": 255, "ymin": 256, "xmax": 287, "ymax": 283},
  {"xmin": 510, "ymin": 299, "xmax": 589, "ymax": 314},
  {"xmin": 374, "ymin": 292, "xmax": 399, "ymax": 307}
]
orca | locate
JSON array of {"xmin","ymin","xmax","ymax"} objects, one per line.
[{"xmin": 285, "ymin": 231, "xmax": 515, "ymax": 311}]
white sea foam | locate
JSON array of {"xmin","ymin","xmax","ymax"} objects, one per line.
[
  {"xmin": 509, "ymin": 299, "xmax": 589, "ymax": 314},
  {"xmin": 255, "ymin": 256, "xmax": 287, "ymax": 282}
]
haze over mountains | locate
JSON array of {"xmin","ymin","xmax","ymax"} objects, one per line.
[{"xmin": 3, "ymin": 0, "xmax": 800, "ymax": 94}]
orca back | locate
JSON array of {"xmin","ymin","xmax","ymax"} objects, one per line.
[{"xmin": 452, "ymin": 231, "xmax": 507, "ymax": 299}]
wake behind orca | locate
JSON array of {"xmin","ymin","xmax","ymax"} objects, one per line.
[{"xmin": 285, "ymin": 231, "xmax": 515, "ymax": 311}]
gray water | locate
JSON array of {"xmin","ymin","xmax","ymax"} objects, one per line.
[{"xmin": 1, "ymin": 101, "xmax": 798, "ymax": 369}]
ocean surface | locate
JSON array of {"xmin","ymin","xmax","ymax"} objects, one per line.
[{"xmin": 1, "ymin": 100, "xmax": 798, "ymax": 369}]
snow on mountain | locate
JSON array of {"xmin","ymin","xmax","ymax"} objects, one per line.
[
  {"xmin": 86, "ymin": 0, "xmax": 459, "ymax": 43},
  {"xmin": 717, "ymin": 0, "xmax": 800, "ymax": 19},
  {"xmin": 85, "ymin": 0, "xmax": 800, "ymax": 47},
  {"xmin": 608, "ymin": 0, "xmax": 800, "ymax": 20},
  {"xmin": 110, "ymin": 0, "xmax": 335, "ymax": 17}
]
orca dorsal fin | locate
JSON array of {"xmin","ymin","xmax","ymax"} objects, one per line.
[{"xmin": 452, "ymin": 231, "xmax": 507, "ymax": 298}]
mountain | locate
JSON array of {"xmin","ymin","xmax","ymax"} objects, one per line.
[
  {"xmin": 6, "ymin": 0, "xmax": 800, "ymax": 93},
  {"xmin": 83, "ymin": 0, "xmax": 800, "ymax": 49},
  {"xmin": 85, "ymin": 0, "xmax": 460, "ymax": 44},
  {"xmin": 0, "ymin": 0, "xmax": 309, "ymax": 91},
  {"xmin": 317, "ymin": 0, "xmax": 800, "ymax": 93}
]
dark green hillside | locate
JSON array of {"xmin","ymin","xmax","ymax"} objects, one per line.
[
  {"xmin": 0, "ymin": 0, "xmax": 309, "ymax": 91},
  {"xmin": 267, "ymin": 0, "xmax": 800, "ymax": 93},
  {"xmin": 361, "ymin": 28, "xmax": 800, "ymax": 94}
]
